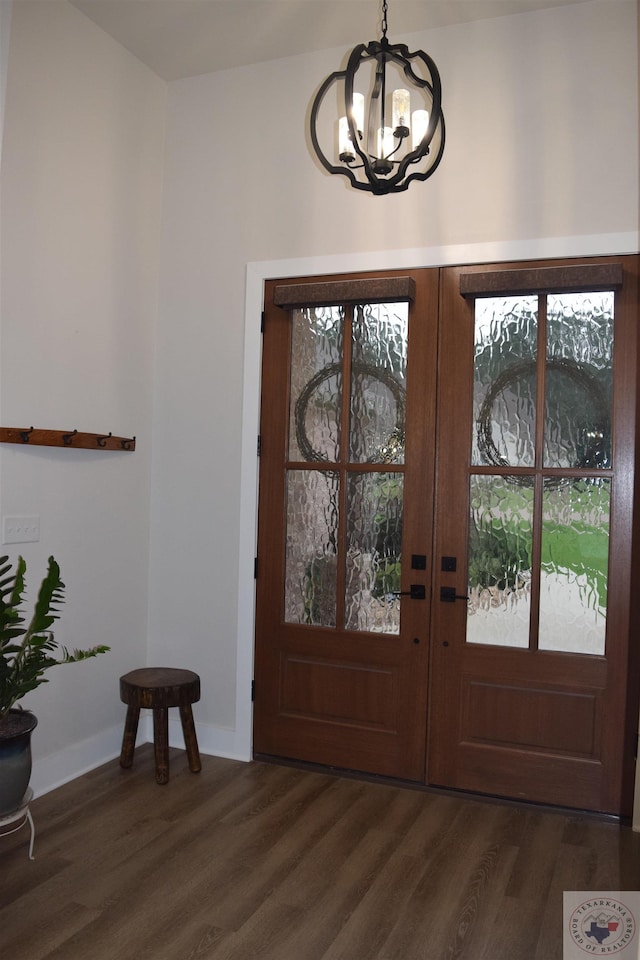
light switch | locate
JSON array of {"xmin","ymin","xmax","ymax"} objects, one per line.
[{"xmin": 2, "ymin": 516, "xmax": 40, "ymax": 544}]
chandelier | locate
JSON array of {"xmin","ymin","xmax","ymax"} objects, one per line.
[{"xmin": 309, "ymin": 0, "xmax": 445, "ymax": 196}]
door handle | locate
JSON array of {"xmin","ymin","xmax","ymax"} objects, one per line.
[
  {"xmin": 392, "ymin": 584, "xmax": 426, "ymax": 600},
  {"xmin": 439, "ymin": 586, "xmax": 469, "ymax": 603}
]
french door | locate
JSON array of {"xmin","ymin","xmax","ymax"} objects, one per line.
[
  {"xmin": 253, "ymin": 256, "xmax": 639, "ymax": 815},
  {"xmin": 253, "ymin": 269, "xmax": 438, "ymax": 780}
]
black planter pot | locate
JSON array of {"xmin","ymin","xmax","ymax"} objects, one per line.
[{"xmin": 0, "ymin": 710, "xmax": 38, "ymax": 816}]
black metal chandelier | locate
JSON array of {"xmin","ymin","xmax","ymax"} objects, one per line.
[{"xmin": 309, "ymin": 0, "xmax": 445, "ymax": 196}]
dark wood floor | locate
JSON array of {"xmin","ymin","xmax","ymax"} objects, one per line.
[{"xmin": 1, "ymin": 744, "xmax": 638, "ymax": 960}]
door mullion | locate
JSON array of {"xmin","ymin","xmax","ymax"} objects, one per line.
[
  {"xmin": 334, "ymin": 304, "xmax": 354, "ymax": 631},
  {"xmin": 528, "ymin": 294, "xmax": 547, "ymax": 651}
]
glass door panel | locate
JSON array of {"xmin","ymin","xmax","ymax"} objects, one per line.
[
  {"xmin": 467, "ymin": 289, "xmax": 615, "ymax": 655},
  {"xmin": 467, "ymin": 475, "xmax": 532, "ymax": 648},
  {"xmin": 288, "ymin": 306, "xmax": 344, "ymax": 463},
  {"xmin": 284, "ymin": 300, "xmax": 410, "ymax": 636},
  {"xmin": 350, "ymin": 303, "xmax": 408, "ymax": 464},
  {"xmin": 284, "ymin": 470, "xmax": 339, "ymax": 627},
  {"xmin": 539, "ymin": 478, "xmax": 609, "ymax": 654},
  {"xmin": 345, "ymin": 472, "xmax": 403, "ymax": 634},
  {"xmin": 472, "ymin": 296, "xmax": 537, "ymax": 468},
  {"xmin": 545, "ymin": 292, "xmax": 613, "ymax": 469}
]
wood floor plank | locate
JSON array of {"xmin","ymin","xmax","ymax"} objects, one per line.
[
  {"xmin": 533, "ymin": 841, "xmax": 590, "ymax": 960},
  {"xmin": 341, "ymin": 802, "xmax": 509, "ymax": 960},
  {"xmin": 272, "ymin": 818, "xmax": 424, "ymax": 958},
  {"xmin": 1, "ymin": 746, "xmax": 638, "ymax": 960},
  {"xmin": 1, "ymin": 900, "xmax": 100, "ymax": 960}
]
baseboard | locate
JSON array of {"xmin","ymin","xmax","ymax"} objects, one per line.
[
  {"xmin": 30, "ymin": 723, "xmax": 124, "ymax": 798},
  {"xmin": 164, "ymin": 714, "xmax": 251, "ymax": 762},
  {"xmin": 30, "ymin": 717, "xmax": 251, "ymax": 798}
]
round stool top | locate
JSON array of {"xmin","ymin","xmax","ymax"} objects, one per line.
[
  {"xmin": 120, "ymin": 668, "xmax": 200, "ymax": 708},
  {"xmin": 121, "ymin": 667, "xmax": 199, "ymax": 688}
]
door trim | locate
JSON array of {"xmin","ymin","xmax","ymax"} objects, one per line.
[{"xmin": 235, "ymin": 232, "xmax": 639, "ymax": 767}]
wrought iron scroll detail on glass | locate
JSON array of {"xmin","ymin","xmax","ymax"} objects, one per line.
[{"xmin": 309, "ymin": 0, "xmax": 445, "ymax": 195}]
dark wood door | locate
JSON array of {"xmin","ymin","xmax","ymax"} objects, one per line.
[
  {"xmin": 428, "ymin": 256, "xmax": 639, "ymax": 815},
  {"xmin": 253, "ymin": 256, "xmax": 639, "ymax": 815},
  {"xmin": 253, "ymin": 269, "xmax": 439, "ymax": 780}
]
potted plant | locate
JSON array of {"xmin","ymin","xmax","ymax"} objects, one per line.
[{"xmin": 0, "ymin": 554, "xmax": 109, "ymax": 815}]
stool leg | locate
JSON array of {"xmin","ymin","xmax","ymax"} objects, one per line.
[
  {"xmin": 153, "ymin": 707, "xmax": 170, "ymax": 785},
  {"xmin": 179, "ymin": 704, "xmax": 202, "ymax": 774},
  {"xmin": 120, "ymin": 705, "xmax": 140, "ymax": 769}
]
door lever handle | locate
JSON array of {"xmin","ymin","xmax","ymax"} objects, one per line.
[
  {"xmin": 391, "ymin": 584, "xmax": 426, "ymax": 600},
  {"xmin": 440, "ymin": 586, "xmax": 469, "ymax": 603}
]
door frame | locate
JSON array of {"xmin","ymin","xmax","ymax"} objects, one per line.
[{"xmin": 234, "ymin": 231, "xmax": 638, "ymax": 770}]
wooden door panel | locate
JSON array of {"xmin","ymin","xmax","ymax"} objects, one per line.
[
  {"xmin": 280, "ymin": 655, "xmax": 398, "ymax": 729},
  {"xmin": 453, "ymin": 745, "xmax": 603, "ymax": 809},
  {"xmin": 259, "ymin": 637, "xmax": 409, "ymax": 776},
  {"xmin": 461, "ymin": 679, "xmax": 600, "ymax": 757},
  {"xmin": 256, "ymin": 630, "xmax": 429, "ymax": 779}
]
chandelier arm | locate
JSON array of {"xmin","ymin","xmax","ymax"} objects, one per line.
[
  {"xmin": 344, "ymin": 44, "xmax": 380, "ymax": 179},
  {"xmin": 392, "ymin": 115, "xmax": 446, "ymax": 191},
  {"xmin": 384, "ymin": 43, "xmax": 443, "ymax": 117},
  {"xmin": 385, "ymin": 109, "xmax": 445, "ymax": 188},
  {"xmin": 310, "ymin": 67, "xmax": 367, "ymax": 188},
  {"xmin": 398, "ymin": 52, "xmax": 442, "ymax": 125},
  {"xmin": 310, "ymin": 69, "xmax": 344, "ymax": 174},
  {"xmin": 382, "ymin": 43, "xmax": 444, "ymax": 177}
]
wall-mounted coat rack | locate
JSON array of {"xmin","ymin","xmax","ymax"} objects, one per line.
[{"xmin": 0, "ymin": 427, "xmax": 136, "ymax": 451}]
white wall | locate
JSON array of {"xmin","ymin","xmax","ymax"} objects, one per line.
[
  {"xmin": 151, "ymin": 0, "xmax": 639, "ymax": 758},
  {"xmin": 0, "ymin": 2, "xmax": 11, "ymax": 172},
  {"xmin": 0, "ymin": 1, "xmax": 166, "ymax": 792}
]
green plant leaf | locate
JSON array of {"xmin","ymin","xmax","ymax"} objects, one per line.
[{"xmin": 0, "ymin": 556, "xmax": 109, "ymax": 720}]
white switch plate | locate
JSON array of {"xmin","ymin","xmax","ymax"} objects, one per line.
[{"xmin": 2, "ymin": 515, "xmax": 40, "ymax": 544}]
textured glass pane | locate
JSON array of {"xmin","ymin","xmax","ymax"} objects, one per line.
[
  {"xmin": 467, "ymin": 475, "xmax": 533, "ymax": 647},
  {"xmin": 545, "ymin": 292, "xmax": 614, "ymax": 469},
  {"xmin": 350, "ymin": 302, "xmax": 408, "ymax": 464},
  {"xmin": 473, "ymin": 297, "xmax": 538, "ymax": 468},
  {"xmin": 284, "ymin": 470, "xmax": 339, "ymax": 626},
  {"xmin": 289, "ymin": 307, "xmax": 344, "ymax": 462},
  {"xmin": 538, "ymin": 479, "xmax": 609, "ymax": 654},
  {"xmin": 345, "ymin": 472, "xmax": 403, "ymax": 634}
]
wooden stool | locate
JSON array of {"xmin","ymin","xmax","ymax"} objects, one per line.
[{"xmin": 119, "ymin": 668, "xmax": 201, "ymax": 785}]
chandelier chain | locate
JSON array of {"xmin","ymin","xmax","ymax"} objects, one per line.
[{"xmin": 381, "ymin": 0, "xmax": 388, "ymax": 40}]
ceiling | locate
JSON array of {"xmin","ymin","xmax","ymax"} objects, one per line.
[{"xmin": 62, "ymin": 0, "xmax": 596, "ymax": 82}]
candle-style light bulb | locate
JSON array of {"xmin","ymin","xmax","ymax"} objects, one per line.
[
  {"xmin": 412, "ymin": 109, "xmax": 429, "ymax": 150},
  {"xmin": 373, "ymin": 126, "xmax": 394, "ymax": 175},
  {"xmin": 339, "ymin": 116, "xmax": 355, "ymax": 163},
  {"xmin": 392, "ymin": 89, "xmax": 410, "ymax": 138},
  {"xmin": 378, "ymin": 126, "xmax": 394, "ymax": 159}
]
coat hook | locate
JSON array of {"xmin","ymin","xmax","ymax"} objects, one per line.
[
  {"xmin": 20, "ymin": 427, "xmax": 34, "ymax": 443},
  {"xmin": 62, "ymin": 429, "xmax": 78, "ymax": 446},
  {"xmin": 121, "ymin": 436, "xmax": 135, "ymax": 451},
  {"xmin": 96, "ymin": 432, "xmax": 112, "ymax": 448}
]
